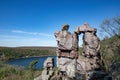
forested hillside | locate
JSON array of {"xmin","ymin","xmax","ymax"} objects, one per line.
[
  {"xmin": 0, "ymin": 47, "xmax": 56, "ymax": 61},
  {"xmin": 100, "ymin": 15, "xmax": 120, "ymax": 72},
  {"xmin": 100, "ymin": 35, "xmax": 120, "ymax": 71}
]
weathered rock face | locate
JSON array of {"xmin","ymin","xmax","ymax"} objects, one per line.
[
  {"xmin": 77, "ymin": 56, "xmax": 100, "ymax": 71},
  {"xmin": 103, "ymin": 61, "xmax": 120, "ymax": 80},
  {"xmin": 54, "ymin": 24, "xmax": 78, "ymax": 79},
  {"xmin": 57, "ymin": 57, "xmax": 76, "ymax": 78},
  {"xmin": 54, "ymin": 24, "xmax": 78, "ymax": 59},
  {"xmin": 34, "ymin": 58, "xmax": 54, "ymax": 80},
  {"xmin": 54, "ymin": 23, "xmax": 103, "ymax": 80},
  {"xmin": 41, "ymin": 58, "xmax": 54, "ymax": 80},
  {"xmin": 74, "ymin": 23, "xmax": 109, "ymax": 80},
  {"xmin": 109, "ymin": 61, "xmax": 120, "ymax": 80},
  {"xmin": 77, "ymin": 55, "xmax": 93, "ymax": 72},
  {"xmin": 75, "ymin": 23, "xmax": 100, "ymax": 58},
  {"xmin": 75, "ymin": 23, "xmax": 101, "ymax": 72},
  {"xmin": 43, "ymin": 57, "xmax": 53, "ymax": 70},
  {"xmin": 83, "ymin": 32, "xmax": 100, "ymax": 57},
  {"xmin": 54, "ymin": 23, "xmax": 106, "ymax": 80},
  {"xmin": 55, "ymin": 31, "xmax": 74, "ymax": 50}
]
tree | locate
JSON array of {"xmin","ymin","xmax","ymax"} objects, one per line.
[
  {"xmin": 29, "ymin": 60, "xmax": 38, "ymax": 71},
  {"xmin": 100, "ymin": 15, "xmax": 120, "ymax": 72},
  {"xmin": 100, "ymin": 15, "xmax": 120, "ymax": 39},
  {"xmin": 29, "ymin": 60, "xmax": 38, "ymax": 79}
]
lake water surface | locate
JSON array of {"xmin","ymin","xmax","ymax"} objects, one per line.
[{"xmin": 7, "ymin": 56, "xmax": 56, "ymax": 69}]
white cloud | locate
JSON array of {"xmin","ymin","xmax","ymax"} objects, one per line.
[
  {"xmin": 11, "ymin": 30, "xmax": 53, "ymax": 37},
  {"xmin": 0, "ymin": 35, "xmax": 57, "ymax": 47},
  {"xmin": 0, "ymin": 35, "xmax": 19, "ymax": 38}
]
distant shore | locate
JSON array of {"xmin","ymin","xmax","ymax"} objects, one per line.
[{"xmin": 0, "ymin": 46, "xmax": 56, "ymax": 61}]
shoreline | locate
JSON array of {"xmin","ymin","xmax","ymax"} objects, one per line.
[{"xmin": 7, "ymin": 55, "xmax": 56, "ymax": 61}]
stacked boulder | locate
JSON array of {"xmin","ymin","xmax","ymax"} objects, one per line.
[
  {"xmin": 75, "ymin": 23, "xmax": 106, "ymax": 80},
  {"xmin": 54, "ymin": 23, "xmax": 106, "ymax": 80},
  {"xmin": 75, "ymin": 23, "xmax": 101, "ymax": 71},
  {"xmin": 34, "ymin": 57, "xmax": 54, "ymax": 80},
  {"xmin": 54, "ymin": 24, "xmax": 78, "ymax": 80},
  {"xmin": 35, "ymin": 23, "xmax": 119, "ymax": 80},
  {"xmin": 41, "ymin": 58, "xmax": 54, "ymax": 80}
]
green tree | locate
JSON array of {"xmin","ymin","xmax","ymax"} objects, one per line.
[
  {"xmin": 100, "ymin": 15, "xmax": 120, "ymax": 72},
  {"xmin": 29, "ymin": 60, "xmax": 38, "ymax": 79},
  {"xmin": 29, "ymin": 60, "xmax": 38, "ymax": 71}
]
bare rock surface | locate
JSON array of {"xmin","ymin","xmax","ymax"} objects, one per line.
[{"xmin": 34, "ymin": 57, "xmax": 54, "ymax": 80}]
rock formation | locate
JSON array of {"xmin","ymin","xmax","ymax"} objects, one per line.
[
  {"xmin": 41, "ymin": 58, "xmax": 54, "ymax": 80},
  {"xmin": 75, "ymin": 23, "xmax": 100, "ymax": 58},
  {"xmin": 75, "ymin": 23, "xmax": 101, "ymax": 71},
  {"xmin": 106, "ymin": 61, "xmax": 120, "ymax": 80},
  {"xmin": 54, "ymin": 23, "xmax": 107, "ymax": 80},
  {"xmin": 36, "ymin": 23, "xmax": 116, "ymax": 80},
  {"xmin": 34, "ymin": 57, "xmax": 54, "ymax": 80},
  {"xmin": 54, "ymin": 24, "xmax": 78, "ymax": 79}
]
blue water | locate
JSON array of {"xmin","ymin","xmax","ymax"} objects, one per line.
[{"xmin": 6, "ymin": 56, "xmax": 56, "ymax": 69}]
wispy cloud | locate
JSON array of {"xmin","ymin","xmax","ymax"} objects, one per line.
[
  {"xmin": 11, "ymin": 30, "xmax": 53, "ymax": 37},
  {"xmin": 0, "ymin": 34, "xmax": 56, "ymax": 47},
  {"xmin": 0, "ymin": 30, "xmax": 55, "ymax": 47}
]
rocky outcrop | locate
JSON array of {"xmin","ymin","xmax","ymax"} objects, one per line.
[
  {"xmin": 75, "ymin": 23, "xmax": 100, "ymax": 58},
  {"xmin": 105, "ymin": 61, "xmax": 120, "ymax": 80},
  {"xmin": 74, "ymin": 23, "xmax": 107, "ymax": 80},
  {"xmin": 34, "ymin": 23, "xmax": 119, "ymax": 80},
  {"xmin": 54, "ymin": 24, "xmax": 78, "ymax": 80},
  {"xmin": 34, "ymin": 57, "xmax": 54, "ymax": 80},
  {"xmin": 75, "ymin": 23, "xmax": 101, "ymax": 71},
  {"xmin": 41, "ymin": 58, "xmax": 54, "ymax": 80},
  {"xmin": 54, "ymin": 23, "xmax": 107, "ymax": 80}
]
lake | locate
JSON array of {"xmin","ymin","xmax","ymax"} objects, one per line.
[{"xmin": 6, "ymin": 56, "xmax": 56, "ymax": 69}]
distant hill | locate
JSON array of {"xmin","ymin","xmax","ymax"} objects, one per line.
[
  {"xmin": 0, "ymin": 46, "xmax": 57, "ymax": 51},
  {"xmin": 0, "ymin": 46, "xmax": 57, "ymax": 60}
]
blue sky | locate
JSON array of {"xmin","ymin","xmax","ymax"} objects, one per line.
[{"xmin": 0, "ymin": 0, "xmax": 120, "ymax": 47}]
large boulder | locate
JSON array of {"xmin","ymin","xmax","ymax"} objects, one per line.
[
  {"xmin": 109, "ymin": 61, "xmax": 120, "ymax": 80},
  {"xmin": 57, "ymin": 57, "xmax": 76, "ymax": 78},
  {"xmin": 34, "ymin": 57, "xmax": 54, "ymax": 80}
]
